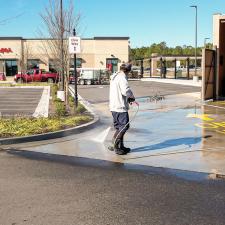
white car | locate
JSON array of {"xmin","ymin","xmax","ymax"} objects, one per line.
[
  {"xmin": 156, "ymin": 66, "xmax": 184, "ymax": 72},
  {"xmin": 131, "ymin": 66, "xmax": 141, "ymax": 75}
]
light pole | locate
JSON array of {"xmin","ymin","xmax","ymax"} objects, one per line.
[
  {"xmin": 60, "ymin": 0, "xmax": 64, "ymax": 92},
  {"xmin": 73, "ymin": 28, "xmax": 78, "ymax": 108},
  {"xmin": 190, "ymin": 5, "xmax": 198, "ymax": 77},
  {"xmin": 204, "ymin": 37, "xmax": 210, "ymax": 48}
]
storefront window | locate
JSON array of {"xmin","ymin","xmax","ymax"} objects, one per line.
[
  {"xmin": 27, "ymin": 59, "xmax": 39, "ymax": 70},
  {"xmin": 70, "ymin": 58, "xmax": 82, "ymax": 68},
  {"xmin": 5, "ymin": 60, "xmax": 18, "ymax": 76},
  {"xmin": 49, "ymin": 59, "xmax": 59, "ymax": 73},
  {"xmin": 106, "ymin": 58, "xmax": 118, "ymax": 73}
]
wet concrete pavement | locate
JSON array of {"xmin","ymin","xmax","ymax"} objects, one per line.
[
  {"xmin": 4, "ymin": 82, "xmax": 225, "ymax": 177},
  {"xmin": 2, "ymin": 81, "xmax": 225, "ymax": 224}
]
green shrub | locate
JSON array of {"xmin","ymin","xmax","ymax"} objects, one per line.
[
  {"xmin": 51, "ymin": 84, "xmax": 58, "ymax": 101},
  {"xmin": 55, "ymin": 101, "xmax": 67, "ymax": 117},
  {"xmin": 69, "ymin": 95, "xmax": 74, "ymax": 108},
  {"xmin": 54, "ymin": 98, "xmax": 63, "ymax": 103},
  {"xmin": 0, "ymin": 115, "xmax": 92, "ymax": 138},
  {"xmin": 75, "ymin": 103, "xmax": 86, "ymax": 114},
  {"xmin": 68, "ymin": 94, "xmax": 87, "ymax": 114}
]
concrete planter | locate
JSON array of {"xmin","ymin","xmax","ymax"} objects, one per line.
[
  {"xmin": 57, "ymin": 90, "xmax": 65, "ymax": 101},
  {"xmin": 0, "ymin": 115, "xmax": 99, "ymax": 145},
  {"xmin": 193, "ymin": 75, "xmax": 199, "ymax": 82}
]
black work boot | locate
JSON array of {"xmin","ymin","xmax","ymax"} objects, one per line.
[
  {"xmin": 121, "ymin": 136, "xmax": 131, "ymax": 153},
  {"xmin": 108, "ymin": 130, "xmax": 119, "ymax": 151},
  {"xmin": 114, "ymin": 138, "xmax": 127, "ymax": 155}
]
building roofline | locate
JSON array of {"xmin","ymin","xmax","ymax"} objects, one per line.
[
  {"xmin": 0, "ymin": 36, "xmax": 130, "ymax": 41},
  {"xmin": 0, "ymin": 37, "xmax": 23, "ymax": 40},
  {"xmin": 25, "ymin": 37, "xmax": 130, "ymax": 41},
  {"xmin": 23, "ymin": 38, "xmax": 54, "ymax": 40},
  {"xmin": 94, "ymin": 37, "xmax": 129, "ymax": 40}
]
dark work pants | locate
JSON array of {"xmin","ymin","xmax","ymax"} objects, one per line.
[{"xmin": 111, "ymin": 111, "xmax": 130, "ymax": 135}]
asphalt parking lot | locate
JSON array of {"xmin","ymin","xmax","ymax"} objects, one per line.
[
  {"xmin": 77, "ymin": 80, "xmax": 201, "ymax": 103},
  {"xmin": 1, "ymin": 149, "xmax": 225, "ymax": 225},
  {"xmin": 0, "ymin": 87, "xmax": 43, "ymax": 117}
]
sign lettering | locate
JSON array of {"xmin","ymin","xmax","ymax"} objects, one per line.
[
  {"xmin": 69, "ymin": 37, "xmax": 81, "ymax": 54},
  {"xmin": 0, "ymin": 48, "xmax": 13, "ymax": 54}
]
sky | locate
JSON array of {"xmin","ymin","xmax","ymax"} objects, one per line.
[{"xmin": 0, "ymin": 0, "xmax": 225, "ymax": 48}]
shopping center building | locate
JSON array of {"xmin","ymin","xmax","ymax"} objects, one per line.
[{"xmin": 0, "ymin": 37, "xmax": 129, "ymax": 76}]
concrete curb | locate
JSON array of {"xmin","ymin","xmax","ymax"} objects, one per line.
[
  {"xmin": 68, "ymin": 86, "xmax": 96, "ymax": 115},
  {"xmin": 141, "ymin": 77, "xmax": 202, "ymax": 87},
  {"xmin": 0, "ymin": 85, "xmax": 46, "ymax": 89},
  {"xmin": 0, "ymin": 116, "xmax": 99, "ymax": 145},
  {"xmin": 0, "ymin": 89, "xmax": 100, "ymax": 145},
  {"xmin": 33, "ymin": 86, "xmax": 50, "ymax": 118}
]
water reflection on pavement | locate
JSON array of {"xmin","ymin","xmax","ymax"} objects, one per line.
[{"xmin": 8, "ymin": 93, "xmax": 225, "ymax": 176}]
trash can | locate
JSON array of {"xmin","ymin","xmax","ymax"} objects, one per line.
[
  {"xmin": 193, "ymin": 75, "xmax": 199, "ymax": 82},
  {"xmin": 176, "ymin": 70, "xmax": 182, "ymax": 78}
]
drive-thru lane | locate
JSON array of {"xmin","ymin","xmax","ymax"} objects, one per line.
[{"xmin": 76, "ymin": 80, "xmax": 201, "ymax": 103}]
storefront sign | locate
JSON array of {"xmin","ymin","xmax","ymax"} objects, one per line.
[{"xmin": 0, "ymin": 48, "xmax": 13, "ymax": 54}]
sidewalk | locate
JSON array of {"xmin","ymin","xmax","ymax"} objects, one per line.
[{"xmin": 141, "ymin": 77, "xmax": 202, "ymax": 87}]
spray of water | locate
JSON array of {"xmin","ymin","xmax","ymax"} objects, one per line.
[
  {"xmin": 92, "ymin": 127, "xmax": 111, "ymax": 143},
  {"xmin": 93, "ymin": 102, "xmax": 140, "ymax": 145}
]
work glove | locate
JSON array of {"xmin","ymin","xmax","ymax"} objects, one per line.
[{"xmin": 127, "ymin": 97, "xmax": 135, "ymax": 104}]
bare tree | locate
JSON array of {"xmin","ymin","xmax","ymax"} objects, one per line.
[
  {"xmin": 39, "ymin": 0, "xmax": 80, "ymax": 105},
  {"xmin": 20, "ymin": 42, "xmax": 34, "ymax": 83},
  {"xmin": 21, "ymin": 42, "xmax": 33, "ymax": 72}
]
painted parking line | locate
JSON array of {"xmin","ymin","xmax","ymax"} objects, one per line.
[
  {"xmin": 187, "ymin": 114, "xmax": 214, "ymax": 121},
  {"xmin": 0, "ymin": 87, "xmax": 44, "ymax": 116},
  {"xmin": 187, "ymin": 113, "xmax": 225, "ymax": 135}
]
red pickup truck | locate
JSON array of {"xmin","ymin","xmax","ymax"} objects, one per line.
[{"xmin": 14, "ymin": 69, "xmax": 59, "ymax": 83}]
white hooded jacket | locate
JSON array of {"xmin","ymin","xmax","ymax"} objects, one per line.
[{"xmin": 109, "ymin": 71, "xmax": 134, "ymax": 112}]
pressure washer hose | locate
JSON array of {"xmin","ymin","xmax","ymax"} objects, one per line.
[{"xmin": 114, "ymin": 101, "xmax": 140, "ymax": 145}]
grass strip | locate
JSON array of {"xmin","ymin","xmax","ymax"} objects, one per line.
[{"xmin": 0, "ymin": 115, "xmax": 92, "ymax": 138}]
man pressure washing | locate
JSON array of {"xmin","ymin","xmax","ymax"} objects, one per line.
[{"xmin": 109, "ymin": 63, "xmax": 135, "ymax": 155}]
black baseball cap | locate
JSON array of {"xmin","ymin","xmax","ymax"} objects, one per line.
[{"xmin": 120, "ymin": 63, "xmax": 132, "ymax": 72}]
